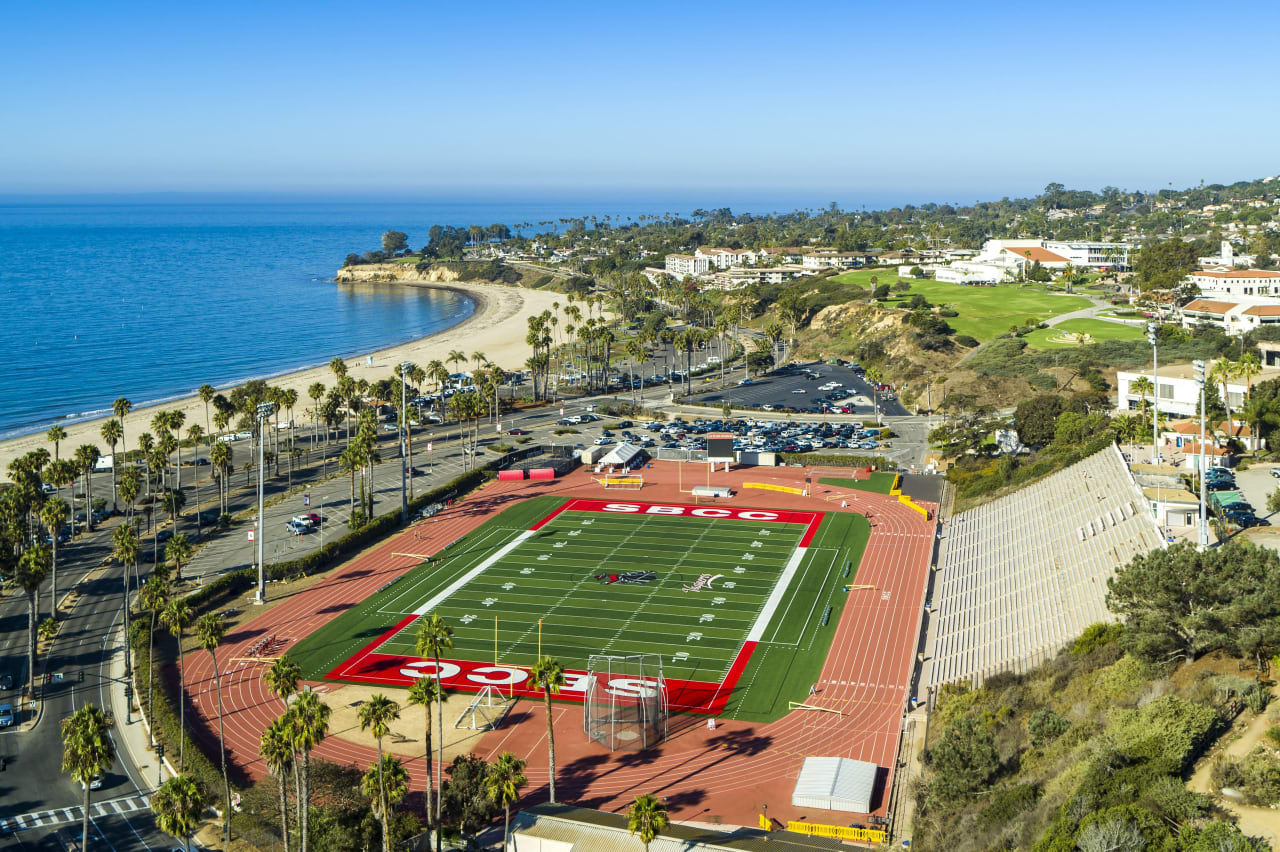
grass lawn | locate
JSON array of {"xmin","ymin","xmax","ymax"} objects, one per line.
[
  {"xmin": 1023, "ymin": 318, "xmax": 1145, "ymax": 350},
  {"xmin": 816, "ymin": 472, "xmax": 898, "ymax": 494},
  {"xmin": 289, "ymin": 496, "xmax": 869, "ymax": 723},
  {"xmin": 833, "ymin": 275, "xmax": 1092, "ymax": 342}
]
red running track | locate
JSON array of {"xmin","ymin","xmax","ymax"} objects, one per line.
[{"xmin": 179, "ymin": 465, "xmax": 935, "ymax": 828}]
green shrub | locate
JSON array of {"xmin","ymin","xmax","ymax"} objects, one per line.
[
  {"xmin": 1070, "ymin": 622, "xmax": 1123, "ymax": 655},
  {"xmin": 1028, "ymin": 372, "xmax": 1057, "ymax": 390},
  {"xmin": 1028, "ymin": 709, "xmax": 1070, "ymax": 748}
]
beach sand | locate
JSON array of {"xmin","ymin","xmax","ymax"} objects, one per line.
[{"xmin": 0, "ymin": 281, "xmax": 562, "ymax": 477}]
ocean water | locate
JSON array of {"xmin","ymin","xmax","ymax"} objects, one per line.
[{"xmin": 0, "ymin": 195, "xmax": 906, "ymax": 438}]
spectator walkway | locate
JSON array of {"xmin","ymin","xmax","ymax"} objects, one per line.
[{"xmin": 923, "ymin": 445, "xmax": 1164, "ymax": 689}]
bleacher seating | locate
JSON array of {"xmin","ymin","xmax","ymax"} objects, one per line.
[{"xmin": 925, "ymin": 445, "xmax": 1164, "ymax": 689}]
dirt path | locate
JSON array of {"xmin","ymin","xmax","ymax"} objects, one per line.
[{"xmin": 1188, "ymin": 691, "xmax": 1280, "ymax": 844}]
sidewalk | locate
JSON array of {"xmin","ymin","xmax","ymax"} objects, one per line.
[{"xmin": 108, "ymin": 624, "xmax": 173, "ymax": 793}]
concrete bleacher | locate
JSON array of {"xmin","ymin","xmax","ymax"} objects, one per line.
[{"xmin": 924, "ymin": 444, "xmax": 1165, "ymax": 690}]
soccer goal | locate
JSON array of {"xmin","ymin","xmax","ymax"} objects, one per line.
[
  {"xmin": 584, "ymin": 654, "xmax": 667, "ymax": 750},
  {"xmin": 454, "ymin": 684, "xmax": 515, "ymax": 731}
]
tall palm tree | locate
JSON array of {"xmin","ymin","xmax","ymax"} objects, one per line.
[
  {"xmin": 46, "ymin": 424, "xmax": 67, "ymax": 463},
  {"xmin": 529, "ymin": 656, "xmax": 565, "ymax": 803},
  {"xmin": 166, "ymin": 532, "xmax": 191, "ymax": 584},
  {"xmin": 138, "ymin": 574, "xmax": 170, "ymax": 745},
  {"xmin": 485, "ymin": 751, "xmax": 528, "ymax": 849},
  {"xmin": 113, "ymin": 397, "xmax": 132, "ymax": 459},
  {"xmin": 112, "ymin": 525, "xmax": 140, "ymax": 679},
  {"xmin": 17, "ymin": 546, "xmax": 50, "ymax": 696},
  {"xmin": 40, "ymin": 497, "xmax": 70, "ymax": 619},
  {"xmin": 358, "ymin": 693, "xmax": 401, "ymax": 852},
  {"xmin": 72, "ymin": 443, "xmax": 100, "ymax": 534},
  {"xmin": 209, "ymin": 440, "xmax": 231, "ymax": 515},
  {"xmin": 361, "ymin": 754, "xmax": 409, "ymax": 851},
  {"xmin": 447, "ymin": 349, "xmax": 467, "ymax": 383},
  {"xmin": 627, "ymin": 793, "xmax": 670, "ymax": 851},
  {"xmin": 61, "ymin": 703, "xmax": 116, "ymax": 851},
  {"xmin": 198, "ymin": 384, "xmax": 216, "ymax": 440},
  {"xmin": 1130, "ymin": 374, "xmax": 1154, "ymax": 425},
  {"xmin": 261, "ymin": 715, "xmax": 296, "ymax": 852},
  {"xmin": 169, "ymin": 409, "xmax": 187, "ymax": 490},
  {"xmin": 1211, "ymin": 358, "xmax": 1239, "ymax": 439},
  {"xmin": 160, "ymin": 599, "xmax": 192, "ymax": 769},
  {"xmin": 196, "ymin": 612, "xmax": 233, "ymax": 848},
  {"xmin": 151, "ymin": 773, "xmax": 205, "ymax": 852},
  {"xmin": 288, "ymin": 690, "xmax": 331, "ymax": 852},
  {"xmin": 1238, "ymin": 351, "xmax": 1262, "ymax": 399},
  {"xmin": 266, "ymin": 653, "xmax": 303, "ymax": 828},
  {"xmin": 101, "ymin": 419, "xmax": 123, "ymax": 512},
  {"xmin": 406, "ymin": 677, "xmax": 442, "ymax": 829},
  {"xmin": 415, "ymin": 614, "xmax": 453, "ymax": 852},
  {"xmin": 308, "ymin": 382, "xmax": 327, "ymax": 448}
]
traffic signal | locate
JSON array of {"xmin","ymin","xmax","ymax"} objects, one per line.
[{"xmin": 78, "ymin": 671, "xmax": 84, "ymax": 683}]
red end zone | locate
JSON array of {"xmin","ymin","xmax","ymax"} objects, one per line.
[{"xmin": 324, "ymin": 498, "xmax": 823, "ymax": 714}]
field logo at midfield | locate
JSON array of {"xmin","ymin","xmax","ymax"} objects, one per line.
[
  {"xmin": 683, "ymin": 573, "xmax": 724, "ymax": 593},
  {"xmin": 600, "ymin": 502, "xmax": 780, "ymax": 520}
]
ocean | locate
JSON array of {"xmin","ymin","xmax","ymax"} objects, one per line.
[
  {"xmin": 0, "ymin": 195, "xmax": 911, "ymax": 439},
  {"xmin": 0, "ymin": 200, "xmax": 687, "ymax": 439}
]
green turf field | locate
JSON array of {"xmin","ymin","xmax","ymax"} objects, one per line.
[
  {"xmin": 289, "ymin": 496, "xmax": 869, "ymax": 722},
  {"xmin": 1022, "ymin": 317, "xmax": 1145, "ymax": 349},
  {"xmin": 817, "ymin": 472, "xmax": 898, "ymax": 494},
  {"xmin": 832, "ymin": 274, "xmax": 1091, "ymax": 341}
]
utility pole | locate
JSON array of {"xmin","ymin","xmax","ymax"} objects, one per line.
[
  {"xmin": 1193, "ymin": 360, "xmax": 1209, "ymax": 549},
  {"xmin": 400, "ymin": 361, "xmax": 414, "ymax": 522},
  {"xmin": 1147, "ymin": 322, "xmax": 1160, "ymax": 463}
]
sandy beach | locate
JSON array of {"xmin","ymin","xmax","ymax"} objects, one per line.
[{"xmin": 0, "ymin": 281, "xmax": 562, "ymax": 478}]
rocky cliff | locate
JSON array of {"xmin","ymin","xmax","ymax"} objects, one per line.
[{"xmin": 334, "ymin": 263, "xmax": 461, "ymax": 283}]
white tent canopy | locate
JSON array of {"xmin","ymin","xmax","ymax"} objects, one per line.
[
  {"xmin": 791, "ymin": 756, "xmax": 877, "ymax": 813},
  {"xmin": 600, "ymin": 443, "xmax": 644, "ymax": 468}
]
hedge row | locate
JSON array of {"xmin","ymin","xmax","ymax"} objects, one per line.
[{"xmin": 777, "ymin": 452, "xmax": 890, "ymax": 469}]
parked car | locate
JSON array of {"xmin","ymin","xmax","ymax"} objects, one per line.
[
  {"xmin": 0, "ymin": 704, "xmax": 13, "ymax": 727},
  {"xmin": 507, "ymin": 428, "xmax": 530, "ymax": 435},
  {"xmin": 0, "ymin": 674, "xmax": 12, "ymax": 690},
  {"xmin": 285, "ymin": 520, "xmax": 310, "ymax": 535}
]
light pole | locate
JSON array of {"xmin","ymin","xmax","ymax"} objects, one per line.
[
  {"xmin": 400, "ymin": 360, "xmax": 414, "ymax": 522},
  {"xmin": 1193, "ymin": 360, "xmax": 1209, "ymax": 548},
  {"xmin": 1147, "ymin": 322, "xmax": 1160, "ymax": 463},
  {"xmin": 255, "ymin": 401, "xmax": 275, "ymax": 604}
]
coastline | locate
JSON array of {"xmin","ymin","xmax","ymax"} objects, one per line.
[{"xmin": 0, "ymin": 280, "xmax": 561, "ymax": 477}]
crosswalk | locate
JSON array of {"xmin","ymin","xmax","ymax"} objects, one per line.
[{"xmin": 0, "ymin": 793, "xmax": 150, "ymax": 834}]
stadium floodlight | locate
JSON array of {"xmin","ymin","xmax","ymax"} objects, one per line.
[
  {"xmin": 1192, "ymin": 360, "xmax": 1209, "ymax": 548},
  {"xmin": 255, "ymin": 401, "xmax": 276, "ymax": 603},
  {"xmin": 1147, "ymin": 323, "xmax": 1159, "ymax": 464},
  {"xmin": 400, "ymin": 361, "xmax": 414, "ymax": 522}
]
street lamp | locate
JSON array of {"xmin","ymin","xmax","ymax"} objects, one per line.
[
  {"xmin": 255, "ymin": 401, "xmax": 276, "ymax": 604},
  {"xmin": 400, "ymin": 361, "xmax": 414, "ymax": 522},
  {"xmin": 1147, "ymin": 322, "xmax": 1160, "ymax": 464},
  {"xmin": 1192, "ymin": 360, "xmax": 1209, "ymax": 548}
]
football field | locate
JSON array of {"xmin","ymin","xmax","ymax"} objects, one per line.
[{"xmin": 290, "ymin": 495, "xmax": 869, "ymax": 718}]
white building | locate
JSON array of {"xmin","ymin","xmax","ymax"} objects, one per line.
[
  {"xmin": 1187, "ymin": 267, "xmax": 1280, "ymax": 298},
  {"xmin": 694, "ymin": 246, "xmax": 759, "ymax": 269},
  {"xmin": 1115, "ymin": 362, "xmax": 1252, "ymax": 418},
  {"xmin": 801, "ymin": 249, "xmax": 869, "ymax": 269},
  {"xmin": 1198, "ymin": 241, "xmax": 1256, "ymax": 268},
  {"xmin": 1180, "ymin": 297, "xmax": 1280, "ymax": 335},
  {"xmin": 664, "ymin": 253, "xmax": 709, "ymax": 277},
  {"xmin": 931, "ymin": 238, "xmax": 1131, "ymax": 283},
  {"xmin": 706, "ymin": 264, "xmax": 814, "ymax": 289}
]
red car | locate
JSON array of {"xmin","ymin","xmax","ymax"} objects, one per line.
[
  {"xmin": 507, "ymin": 428, "xmax": 530, "ymax": 435},
  {"xmin": 300, "ymin": 512, "xmax": 321, "ymax": 526}
]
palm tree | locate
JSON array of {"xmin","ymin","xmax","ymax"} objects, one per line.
[
  {"xmin": 112, "ymin": 525, "xmax": 140, "ymax": 678},
  {"xmin": 308, "ymin": 381, "xmax": 326, "ymax": 450},
  {"xmin": 1211, "ymin": 358, "xmax": 1239, "ymax": 438},
  {"xmin": 1239, "ymin": 351, "xmax": 1262, "ymax": 399},
  {"xmin": 1131, "ymin": 374, "xmax": 1154, "ymax": 425},
  {"xmin": 169, "ymin": 409, "xmax": 187, "ymax": 490},
  {"xmin": 40, "ymin": 497, "xmax": 70, "ymax": 619},
  {"xmin": 138, "ymin": 574, "xmax": 170, "ymax": 744},
  {"xmin": 406, "ymin": 677, "xmax": 442, "ymax": 829},
  {"xmin": 529, "ymin": 656, "xmax": 565, "ymax": 803},
  {"xmin": 288, "ymin": 690, "xmax": 331, "ymax": 852},
  {"xmin": 447, "ymin": 349, "xmax": 467, "ymax": 385},
  {"xmin": 61, "ymin": 703, "xmax": 115, "ymax": 851},
  {"xmin": 415, "ymin": 614, "xmax": 453, "ymax": 852},
  {"xmin": 266, "ymin": 654, "xmax": 302, "ymax": 709},
  {"xmin": 361, "ymin": 754, "xmax": 410, "ymax": 851},
  {"xmin": 160, "ymin": 599, "xmax": 192, "ymax": 769},
  {"xmin": 186, "ymin": 424, "xmax": 205, "ymax": 534},
  {"xmin": 485, "ymin": 751, "xmax": 528, "ymax": 849},
  {"xmin": 17, "ymin": 546, "xmax": 50, "ymax": 697},
  {"xmin": 101, "ymin": 419, "xmax": 123, "ymax": 512},
  {"xmin": 261, "ymin": 716, "xmax": 295, "ymax": 852},
  {"xmin": 210, "ymin": 440, "xmax": 231, "ymax": 515},
  {"xmin": 151, "ymin": 773, "xmax": 205, "ymax": 852},
  {"xmin": 864, "ymin": 367, "xmax": 885, "ymax": 423},
  {"xmin": 358, "ymin": 693, "xmax": 401, "ymax": 852},
  {"xmin": 166, "ymin": 532, "xmax": 191, "ymax": 584},
  {"xmin": 198, "ymin": 384, "xmax": 216, "ymax": 438},
  {"xmin": 72, "ymin": 443, "xmax": 100, "ymax": 534},
  {"xmin": 196, "ymin": 612, "xmax": 233, "ymax": 847},
  {"xmin": 46, "ymin": 424, "xmax": 67, "ymax": 462},
  {"xmin": 626, "ymin": 793, "xmax": 670, "ymax": 851},
  {"xmin": 113, "ymin": 397, "xmax": 132, "ymax": 458}
]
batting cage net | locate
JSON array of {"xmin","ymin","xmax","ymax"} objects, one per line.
[{"xmin": 584, "ymin": 653, "xmax": 668, "ymax": 751}]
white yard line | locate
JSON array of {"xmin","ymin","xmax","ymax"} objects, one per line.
[{"xmin": 412, "ymin": 530, "xmax": 536, "ymax": 615}]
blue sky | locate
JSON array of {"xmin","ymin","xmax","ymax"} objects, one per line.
[{"xmin": 4, "ymin": 0, "xmax": 1279, "ymax": 203}]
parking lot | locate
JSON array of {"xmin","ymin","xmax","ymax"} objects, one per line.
[{"xmin": 684, "ymin": 361, "xmax": 911, "ymax": 418}]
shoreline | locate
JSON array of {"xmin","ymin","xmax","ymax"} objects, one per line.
[{"xmin": 0, "ymin": 280, "xmax": 561, "ymax": 478}]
